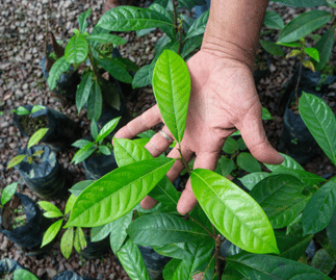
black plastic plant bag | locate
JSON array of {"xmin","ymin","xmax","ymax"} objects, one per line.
[
  {"xmin": 0, "ymin": 259, "xmax": 23, "ymax": 279},
  {"xmin": 52, "ymin": 271, "xmax": 95, "ymax": 280},
  {"xmin": 82, "ymin": 152, "xmax": 118, "ymax": 180},
  {"xmin": 279, "ymin": 64, "xmax": 336, "ymax": 164},
  {"xmin": 0, "ymin": 193, "xmax": 50, "ymax": 254},
  {"xmin": 79, "ymin": 235, "xmax": 109, "ymax": 260},
  {"xmin": 13, "ymin": 105, "xmax": 82, "ymax": 151},
  {"xmin": 15, "ymin": 145, "xmax": 67, "ymax": 199}
]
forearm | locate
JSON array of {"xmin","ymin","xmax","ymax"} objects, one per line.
[{"xmin": 202, "ymin": 0, "xmax": 268, "ymax": 70}]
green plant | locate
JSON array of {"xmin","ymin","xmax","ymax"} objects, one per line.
[
  {"xmin": 47, "ymin": 9, "xmax": 136, "ymax": 121},
  {"xmin": 0, "ymin": 183, "xmax": 18, "ymax": 208},
  {"xmin": 11, "ymin": 105, "xmax": 45, "ymax": 116},
  {"xmin": 0, "ymin": 269, "xmax": 38, "ymax": 280},
  {"xmin": 6, "ymin": 128, "xmax": 48, "ymax": 170},
  {"xmin": 71, "ymin": 116, "xmax": 120, "ymax": 164}
]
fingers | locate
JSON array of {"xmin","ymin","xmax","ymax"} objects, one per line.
[
  {"xmin": 144, "ymin": 126, "xmax": 174, "ymax": 157},
  {"xmin": 177, "ymin": 152, "xmax": 219, "ymax": 215},
  {"xmin": 114, "ymin": 105, "xmax": 162, "ymax": 139},
  {"xmin": 236, "ymin": 103, "xmax": 284, "ymax": 165},
  {"xmin": 140, "ymin": 145, "xmax": 194, "ymax": 210}
]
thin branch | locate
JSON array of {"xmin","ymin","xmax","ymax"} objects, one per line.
[
  {"xmin": 189, "ymin": 216, "xmax": 215, "ymax": 237},
  {"xmin": 295, "ymin": 62, "xmax": 303, "ymax": 101},
  {"xmin": 178, "ymin": 144, "xmax": 191, "ymax": 174},
  {"xmin": 178, "ymin": 26, "xmax": 183, "ymax": 55},
  {"xmin": 172, "ymin": 0, "xmax": 178, "ymax": 32}
]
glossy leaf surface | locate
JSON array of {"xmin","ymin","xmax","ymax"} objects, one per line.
[
  {"xmin": 185, "ymin": 10, "xmax": 209, "ymax": 40},
  {"xmin": 237, "ymin": 152, "xmax": 261, "ymax": 173},
  {"xmin": 191, "ymin": 169, "xmax": 279, "ymax": 254},
  {"xmin": 215, "ymin": 157, "xmax": 235, "ymax": 178},
  {"xmin": 263, "ymin": 11, "xmax": 284, "ymax": 29},
  {"xmin": 271, "ymin": 0, "xmax": 327, "ymax": 6},
  {"xmin": 66, "ymin": 158, "xmax": 175, "ymax": 227},
  {"xmin": 314, "ymin": 27, "xmax": 335, "ymax": 71},
  {"xmin": 222, "ymin": 137, "xmax": 239, "ymax": 154},
  {"xmin": 87, "ymin": 33, "xmax": 126, "ymax": 46},
  {"xmin": 47, "ymin": 57, "xmax": 71, "ymax": 90},
  {"xmin": 87, "ymin": 79, "xmax": 103, "ymax": 121},
  {"xmin": 152, "ymin": 50, "xmax": 191, "ymax": 143},
  {"xmin": 78, "ymin": 9, "xmax": 91, "ymax": 33},
  {"xmin": 132, "ymin": 64, "xmax": 152, "ymax": 88},
  {"xmin": 109, "ymin": 211, "xmax": 133, "ymax": 252},
  {"xmin": 69, "ymin": 180, "xmax": 94, "ymax": 197},
  {"xmin": 260, "ymin": 40, "xmax": 284, "ymax": 56},
  {"xmin": 181, "ymin": 35, "xmax": 203, "ymax": 58},
  {"xmin": 13, "ymin": 270, "xmax": 38, "ymax": 280},
  {"xmin": 238, "ymin": 172, "xmax": 270, "ymax": 191},
  {"xmin": 1, "ymin": 182, "xmax": 18, "ymax": 206},
  {"xmin": 71, "ymin": 142, "xmax": 96, "ymax": 165},
  {"xmin": 41, "ymin": 219, "xmax": 63, "ymax": 247},
  {"xmin": 28, "ymin": 128, "xmax": 48, "ymax": 148},
  {"xmin": 64, "ymin": 33, "xmax": 89, "ymax": 64},
  {"xmin": 97, "ymin": 57, "xmax": 132, "ymax": 84},
  {"xmin": 96, "ymin": 117, "xmax": 121, "ymax": 142},
  {"xmin": 265, "ymin": 153, "xmax": 304, "ymax": 172},
  {"xmin": 76, "ymin": 72, "xmax": 93, "ymax": 114}
]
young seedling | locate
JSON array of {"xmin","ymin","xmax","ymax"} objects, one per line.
[
  {"xmin": 71, "ymin": 116, "xmax": 120, "ymax": 165},
  {"xmin": 38, "ymin": 194, "xmax": 87, "ymax": 259},
  {"xmin": 11, "ymin": 105, "xmax": 45, "ymax": 116},
  {"xmin": 7, "ymin": 128, "xmax": 49, "ymax": 170}
]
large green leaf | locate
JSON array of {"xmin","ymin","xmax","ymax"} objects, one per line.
[
  {"xmin": 69, "ymin": 180, "xmax": 94, "ymax": 197},
  {"xmin": 265, "ymin": 153, "xmax": 304, "ymax": 172},
  {"xmin": 228, "ymin": 253, "xmax": 332, "ymax": 280},
  {"xmin": 163, "ymin": 259, "xmax": 182, "ymax": 280},
  {"xmin": 327, "ymin": 208, "xmax": 336, "ymax": 252},
  {"xmin": 132, "ymin": 65, "xmax": 152, "ymax": 88},
  {"xmin": 271, "ymin": 0, "xmax": 327, "ymax": 7},
  {"xmin": 178, "ymin": 0, "xmax": 204, "ymax": 9},
  {"xmin": 96, "ymin": 117, "xmax": 121, "ymax": 142},
  {"xmin": 71, "ymin": 142, "xmax": 96, "ymax": 165},
  {"xmin": 148, "ymin": 4, "xmax": 175, "ymax": 40},
  {"xmin": 1, "ymin": 182, "xmax": 18, "ymax": 206},
  {"xmin": 152, "ymin": 50, "xmax": 191, "ymax": 143},
  {"xmin": 47, "ymin": 56, "xmax": 71, "ymax": 90},
  {"xmin": 272, "ymin": 168, "xmax": 326, "ymax": 187},
  {"xmin": 278, "ymin": 10, "xmax": 333, "ymax": 43},
  {"xmin": 238, "ymin": 172, "xmax": 270, "ymax": 191},
  {"xmin": 97, "ymin": 57, "xmax": 132, "ymax": 84},
  {"xmin": 260, "ymin": 40, "xmax": 284, "ymax": 57},
  {"xmin": 13, "ymin": 270, "xmax": 39, "ymax": 280},
  {"xmin": 60, "ymin": 227, "xmax": 74, "ymax": 259},
  {"xmin": 64, "ymin": 33, "xmax": 89, "ymax": 64},
  {"xmin": 250, "ymin": 174, "xmax": 309, "ymax": 228},
  {"xmin": 236, "ymin": 152, "xmax": 261, "ymax": 173},
  {"xmin": 299, "ymin": 92, "xmax": 336, "ymax": 166},
  {"xmin": 185, "ymin": 10, "xmax": 209, "ymax": 40},
  {"xmin": 275, "ymin": 231, "xmax": 313, "ymax": 261},
  {"xmin": 41, "ymin": 219, "xmax": 63, "ymax": 247},
  {"xmin": 87, "ymin": 33, "xmax": 126, "ymax": 46},
  {"xmin": 74, "ymin": 227, "xmax": 87, "ymax": 253},
  {"xmin": 263, "ymin": 11, "xmax": 284, "ymax": 29},
  {"xmin": 28, "ymin": 128, "xmax": 48, "ymax": 148},
  {"xmin": 66, "ymin": 157, "xmax": 175, "ymax": 227},
  {"xmin": 215, "ymin": 157, "xmax": 235, "ymax": 178},
  {"xmin": 153, "ymin": 243, "xmax": 185, "ymax": 259},
  {"xmin": 222, "ymin": 137, "xmax": 239, "ymax": 154},
  {"xmin": 76, "ymin": 72, "xmax": 94, "ymax": 114},
  {"xmin": 87, "ymin": 79, "xmax": 103, "ymax": 121},
  {"xmin": 98, "ymin": 6, "xmax": 173, "ymax": 31},
  {"xmin": 78, "ymin": 9, "xmax": 91, "ymax": 33},
  {"xmin": 117, "ymin": 238, "xmax": 151, "ymax": 280},
  {"xmin": 91, "ymin": 222, "xmax": 114, "ymax": 242},
  {"xmin": 128, "ymin": 212, "xmax": 210, "ymax": 246},
  {"xmin": 181, "ymin": 35, "xmax": 203, "ymax": 58},
  {"xmin": 302, "ymin": 177, "xmax": 336, "ymax": 235},
  {"xmin": 7, "ymin": 155, "xmax": 26, "ymax": 170},
  {"xmin": 149, "ymin": 176, "xmax": 180, "ymax": 206},
  {"xmin": 110, "ymin": 211, "xmax": 133, "ymax": 252},
  {"xmin": 314, "ymin": 27, "xmax": 335, "ymax": 71},
  {"xmin": 191, "ymin": 169, "xmax": 279, "ymax": 254},
  {"xmin": 312, "ymin": 249, "xmax": 336, "ymax": 275}
]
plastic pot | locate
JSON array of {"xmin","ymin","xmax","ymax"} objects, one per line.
[
  {"xmin": 0, "ymin": 193, "xmax": 51, "ymax": 255},
  {"xmin": 52, "ymin": 271, "xmax": 95, "ymax": 280},
  {"xmin": 279, "ymin": 64, "xmax": 336, "ymax": 164},
  {"xmin": 13, "ymin": 105, "xmax": 82, "ymax": 151},
  {"xmin": 15, "ymin": 145, "xmax": 67, "ymax": 199},
  {"xmin": 79, "ymin": 235, "xmax": 110, "ymax": 260},
  {"xmin": 82, "ymin": 152, "xmax": 118, "ymax": 180}
]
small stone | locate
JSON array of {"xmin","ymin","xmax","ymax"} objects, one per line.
[
  {"xmin": 46, "ymin": 268, "xmax": 57, "ymax": 278},
  {"xmin": 270, "ymin": 64, "xmax": 276, "ymax": 72},
  {"xmin": 9, "ymin": 143, "xmax": 17, "ymax": 149}
]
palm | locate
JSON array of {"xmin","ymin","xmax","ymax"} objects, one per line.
[{"xmin": 115, "ymin": 50, "xmax": 283, "ymax": 214}]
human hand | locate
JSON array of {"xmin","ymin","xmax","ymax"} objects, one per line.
[{"xmin": 114, "ymin": 50, "xmax": 284, "ymax": 215}]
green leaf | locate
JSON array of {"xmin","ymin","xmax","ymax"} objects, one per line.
[
  {"xmin": 66, "ymin": 157, "xmax": 175, "ymax": 227},
  {"xmin": 37, "ymin": 201, "xmax": 61, "ymax": 214},
  {"xmin": 261, "ymin": 107, "xmax": 274, "ymax": 120},
  {"xmin": 1, "ymin": 182, "xmax": 18, "ymax": 206},
  {"xmin": 238, "ymin": 172, "xmax": 271, "ymax": 191},
  {"xmin": 250, "ymin": 174, "xmax": 309, "ymax": 228},
  {"xmin": 202, "ymin": 255, "xmax": 216, "ymax": 280},
  {"xmin": 181, "ymin": 35, "xmax": 203, "ymax": 58},
  {"xmin": 237, "ymin": 138, "xmax": 247, "ymax": 151},
  {"xmin": 71, "ymin": 142, "xmax": 96, "ymax": 165},
  {"xmin": 136, "ymin": 27, "xmax": 156, "ymax": 37},
  {"xmin": 314, "ymin": 27, "xmax": 335, "ymax": 72},
  {"xmin": 47, "ymin": 56, "xmax": 71, "ymax": 90},
  {"xmin": 278, "ymin": 10, "xmax": 333, "ymax": 43},
  {"xmin": 265, "ymin": 152, "xmax": 304, "ymax": 172},
  {"xmin": 304, "ymin": 47, "xmax": 320, "ymax": 62},
  {"xmin": 43, "ymin": 211, "xmax": 64, "ymax": 218},
  {"xmin": 299, "ymin": 92, "xmax": 336, "ymax": 166},
  {"xmin": 114, "ymin": 57, "xmax": 140, "ymax": 72},
  {"xmin": 132, "ymin": 64, "xmax": 152, "ymax": 88},
  {"xmin": 163, "ymin": 259, "xmax": 182, "ymax": 280},
  {"xmin": 98, "ymin": 145, "xmax": 111, "ymax": 155},
  {"xmin": 64, "ymin": 34, "xmax": 89, "ymax": 64},
  {"xmin": 87, "ymin": 79, "xmax": 103, "ymax": 121},
  {"xmin": 185, "ymin": 10, "xmax": 209, "ymax": 40},
  {"xmin": 178, "ymin": 0, "xmax": 203, "ymax": 9},
  {"xmin": 78, "ymin": 9, "xmax": 91, "ymax": 33},
  {"xmin": 153, "ymin": 50, "xmax": 191, "ymax": 143},
  {"xmin": 32, "ymin": 150, "xmax": 44, "ymax": 157},
  {"xmin": 191, "ymin": 169, "xmax": 279, "ymax": 254},
  {"xmin": 275, "ymin": 231, "xmax": 313, "ymax": 261},
  {"xmin": 76, "ymin": 72, "xmax": 93, "ymax": 114},
  {"xmin": 31, "ymin": 105, "xmax": 45, "ymax": 114},
  {"xmin": 97, "ymin": 57, "xmax": 132, "ymax": 84},
  {"xmin": 153, "ymin": 243, "xmax": 185, "ymax": 259},
  {"xmin": 116, "ymin": 238, "xmax": 151, "ymax": 280},
  {"xmin": 69, "ymin": 180, "xmax": 94, "ymax": 197},
  {"xmin": 72, "ymin": 139, "xmax": 92, "ymax": 149},
  {"xmin": 222, "ymin": 137, "xmax": 239, "ymax": 154},
  {"xmin": 155, "ymin": 35, "xmax": 171, "ymax": 55},
  {"xmin": 91, "ymin": 222, "xmax": 113, "ymax": 243},
  {"xmin": 64, "ymin": 194, "xmax": 77, "ymax": 215},
  {"xmin": 302, "ymin": 60, "xmax": 315, "ymax": 72},
  {"xmin": 74, "ymin": 227, "xmax": 87, "ymax": 253},
  {"xmin": 109, "ymin": 211, "xmax": 133, "ymax": 251},
  {"xmin": 60, "ymin": 227, "xmax": 74, "ymax": 259},
  {"xmin": 138, "ymin": 130, "xmax": 156, "ymax": 138},
  {"xmin": 41, "ymin": 219, "xmax": 63, "ymax": 247},
  {"xmin": 91, "ymin": 119, "xmax": 99, "ymax": 140},
  {"xmin": 148, "ymin": 4, "xmax": 175, "ymax": 40},
  {"xmin": 260, "ymin": 40, "xmax": 284, "ymax": 57},
  {"xmin": 28, "ymin": 128, "xmax": 48, "ymax": 148},
  {"xmin": 263, "ymin": 11, "xmax": 284, "ymax": 29},
  {"xmin": 13, "ymin": 106, "xmax": 30, "ymax": 116},
  {"xmin": 327, "ymin": 207, "xmax": 336, "ymax": 252},
  {"xmin": 96, "ymin": 117, "xmax": 121, "ymax": 142},
  {"xmin": 312, "ymin": 249, "xmax": 336, "ymax": 275},
  {"xmin": 326, "ymin": 0, "xmax": 336, "ymax": 7},
  {"xmin": 302, "ymin": 177, "xmax": 336, "ymax": 234},
  {"xmin": 13, "ymin": 270, "xmax": 38, "ymax": 280},
  {"xmin": 128, "ymin": 213, "xmax": 210, "ymax": 247},
  {"xmin": 228, "ymin": 253, "xmax": 332, "ymax": 280},
  {"xmin": 272, "ymin": 169, "xmax": 326, "ymax": 187},
  {"xmin": 98, "ymin": 6, "xmax": 173, "ymax": 31},
  {"xmin": 236, "ymin": 152, "xmax": 261, "ymax": 173},
  {"xmin": 271, "ymin": 0, "xmax": 327, "ymax": 7},
  {"xmin": 149, "ymin": 176, "xmax": 181, "ymax": 205},
  {"xmin": 7, "ymin": 155, "xmax": 26, "ymax": 170},
  {"xmin": 87, "ymin": 33, "xmax": 126, "ymax": 46},
  {"xmin": 222, "ymin": 264, "xmax": 245, "ymax": 280},
  {"xmin": 215, "ymin": 157, "xmax": 235, "ymax": 177}
]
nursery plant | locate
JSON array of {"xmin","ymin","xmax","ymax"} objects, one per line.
[
  {"xmin": 71, "ymin": 116, "xmax": 121, "ymax": 164},
  {"xmin": 6, "ymin": 128, "xmax": 49, "ymax": 169}
]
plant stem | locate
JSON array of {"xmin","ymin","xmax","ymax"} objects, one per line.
[
  {"xmin": 88, "ymin": 48, "xmax": 100, "ymax": 81},
  {"xmin": 178, "ymin": 26, "xmax": 183, "ymax": 55},
  {"xmin": 172, "ymin": 0, "xmax": 178, "ymax": 33},
  {"xmin": 295, "ymin": 61, "xmax": 303, "ymax": 101},
  {"xmin": 178, "ymin": 144, "xmax": 191, "ymax": 174},
  {"xmin": 189, "ymin": 216, "xmax": 214, "ymax": 237},
  {"xmin": 215, "ymin": 234, "xmax": 223, "ymax": 279}
]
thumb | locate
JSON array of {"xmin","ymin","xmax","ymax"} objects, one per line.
[{"xmin": 236, "ymin": 103, "xmax": 284, "ymax": 165}]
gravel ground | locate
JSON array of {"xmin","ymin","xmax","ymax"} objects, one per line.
[{"xmin": 1, "ymin": 0, "xmax": 336, "ymax": 279}]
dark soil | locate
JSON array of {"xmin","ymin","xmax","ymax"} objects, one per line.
[
  {"xmin": 1, "ymin": 195, "xmax": 27, "ymax": 231},
  {"xmin": 19, "ymin": 115, "xmax": 48, "ymax": 136}
]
